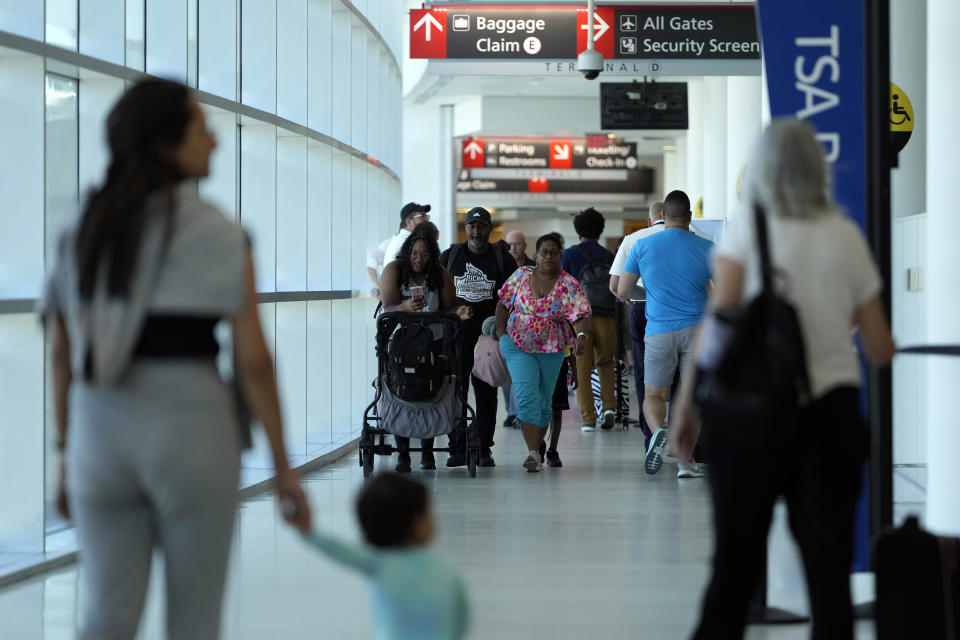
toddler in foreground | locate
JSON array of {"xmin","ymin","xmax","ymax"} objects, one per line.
[{"xmin": 303, "ymin": 473, "xmax": 469, "ymax": 639}]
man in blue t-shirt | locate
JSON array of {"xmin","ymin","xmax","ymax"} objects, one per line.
[{"xmin": 618, "ymin": 190, "xmax": 713, "ymax": 477}]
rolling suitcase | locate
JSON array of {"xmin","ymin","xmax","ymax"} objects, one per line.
[{"xmin": 875, "ymin": 515, "xmax": 960, "ymax": 639}]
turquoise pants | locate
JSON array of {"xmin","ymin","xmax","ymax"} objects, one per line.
[{"xmin": 499, "ymin": 335, "xmax": 564, "ymax": 429}]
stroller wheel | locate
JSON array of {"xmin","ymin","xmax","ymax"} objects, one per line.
[
  {"xmin": 467, "ymin": 448, "xmax": 478, "ymax": 478},
  {"xmin": 362, "ymin": 447, "xmax": 374, "ymax": 478}
]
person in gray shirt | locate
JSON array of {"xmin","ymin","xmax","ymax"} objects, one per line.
[{"xmin": 41, "ymin": 79, "xmax": 311, "ymax": 639}]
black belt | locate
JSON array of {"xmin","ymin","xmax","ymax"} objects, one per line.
[{"xmin": 133, "ymin": 315, "xmax": 221, "ymax": 358}]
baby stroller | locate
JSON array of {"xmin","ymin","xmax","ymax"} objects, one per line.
[{"xmin": 360, "ymin": 311, "xmax": 480, "ymax": 478}]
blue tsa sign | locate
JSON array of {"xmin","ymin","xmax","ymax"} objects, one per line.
[{"xmin": 756, "ymin": 2, "xmax": 866, "ymax": 231}]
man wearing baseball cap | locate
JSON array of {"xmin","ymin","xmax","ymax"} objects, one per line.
[
  {"xmin": 440, "ymin": 207, "xmax": 517, "ymax": 467},
  {"xmin": 366, "ymin": 203, "xmax": 432, "ymax": 295},
  {"xmin": 382, "ymin": 203, "xmax": 432, "ymax": 273}
]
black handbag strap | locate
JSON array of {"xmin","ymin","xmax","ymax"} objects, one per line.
[{"xmin": 753, "ymin": 205, "xmax": 775, "ymax": 294}]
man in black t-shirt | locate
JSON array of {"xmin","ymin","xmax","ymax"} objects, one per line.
[{"xmin": 440, "ymin": 207, "xmax": 518, "ymax": 467}]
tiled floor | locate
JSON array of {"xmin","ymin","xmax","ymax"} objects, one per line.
[{"xmin": 0, "ymin": 403, "xmax": 877, "ymax": 639}]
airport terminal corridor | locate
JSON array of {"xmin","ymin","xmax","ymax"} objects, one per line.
[{"xmin": 0, "ymin": 396, "xmax": 875, "ymax": 640}]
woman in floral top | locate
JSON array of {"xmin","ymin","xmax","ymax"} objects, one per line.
[{"xmin": 495, "ymin": 233, "xmax": 592, "ymax": 472}]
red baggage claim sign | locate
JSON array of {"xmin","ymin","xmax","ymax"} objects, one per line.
[{"xmin": 410, "ymin": 4, "xmax": 759, "ymax": 61}]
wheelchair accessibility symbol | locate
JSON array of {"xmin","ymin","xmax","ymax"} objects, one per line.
[{"xmin": 889, "ymin": 82, "xmax": 914, "ymax": 154}]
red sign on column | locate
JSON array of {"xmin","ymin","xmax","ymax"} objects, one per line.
[
  {"xmin": 528, "ymin": 178, "xmax": 549, "ymax": 193},
  {"xmin": 576, "ymin": 7, "xmax": 615, "ymax": 59},
  {"xmin": 410, "ymin": 9, "xmax": 447, "ymax": 59},
  {"xmin": 462, "ymin": 139, "xmax": 485, "ymax": 169},
  {"xmin": 549, "ymin": 140, "xmax": 573, "ymax": 169}
]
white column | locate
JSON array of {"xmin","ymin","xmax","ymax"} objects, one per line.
[
  {"xmin": 684, "ymin": 78, "xmax": 704, "ymax": 206},
  {"xmin": 438, "ymin": 104, "xmax": 455, "ymax": 249},
  {"xmin": 925, "ymin": 0, "xmax": 960, "ymax": 536},
  {"xmin": 725, "ymin": 76, "xmax": 763, "ymax": 218},
  {"xmin": 702, "ymin": 76, "xmax": 727, "ymax": 220}
]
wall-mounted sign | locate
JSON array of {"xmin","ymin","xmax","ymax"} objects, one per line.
[
  {"xmin": 411, "ymin": 5, "xmax": 759, "ymax": 62},
  {"xmin": 461, "ymin": 138, "xmax": 639, "ymax": 170},
  {"xmin": 455, "ymin": 168, "xmax": 653, "ymax": 194},
  {"xmin": 889, "ymin": 82, "xmax": 914, "ymax": 155}
]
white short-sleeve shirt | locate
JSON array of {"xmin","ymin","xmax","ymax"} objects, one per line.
[
  {"xmin": 610, "ymin": 220, "xmax": 665, "ymax": 299},
  {"xmin": 714, "ymin": 208, "xmax": 883, "ymax": 398}
]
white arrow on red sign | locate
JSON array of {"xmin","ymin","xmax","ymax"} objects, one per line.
[
  {"xmin": 464, "ymin": 140, "xmax": 483, "ymax": 160},
  {"xmin": 552, "ymin": 144, "xmax": 570, "ymax": 161},
  {"xmin": 579, "ymin": 12, "xmax": 610, "ymax": 41},
  {"xmin": 414, "ymin": 12, "xmax": 444, "ymax": 42}
]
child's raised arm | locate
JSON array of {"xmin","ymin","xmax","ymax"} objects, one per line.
[{"xmin": 303, "ymin": 531, "xmax": 378, "ymax": 576}]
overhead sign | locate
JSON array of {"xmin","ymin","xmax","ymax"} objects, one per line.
[
  {"xmin": 456, "ymin": 168, "xmax": 653, "ymax": 194},
  {"xmin": 411, "ymin": 5, "xmax": 759, "ymax": 61},
  {"xmin": 461, "ymin": 138, "xmax": 639, "ymax": 170}
]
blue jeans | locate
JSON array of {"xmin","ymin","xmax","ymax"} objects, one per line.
[{"xmin": 499, "ymin": 335, "xmax": 564, "ymax": 429}]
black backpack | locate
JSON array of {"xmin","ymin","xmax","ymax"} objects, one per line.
[
  {"xmin": 386, "ymin": 323, "xmax": 444, "ymax": 401},
  {"xmin": 694, "ymin": 206, "xmax": 811, "ymax": 436},
  {"xmin": 576, "ymin": 245, "xmax": 616, "ymax": 317}
]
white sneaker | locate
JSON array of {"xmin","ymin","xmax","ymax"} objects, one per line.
[
  {"xmin": 677, "ymin": 462, "xmax": 705, "ymax": 479},
  {"xmin": 600, "ymin": 409, "xmax": 616, "ymax": 430},
  {"xmin": 644, "ymin": 427, "xmax": 668, "ymax": 475},
  {"xmin": 523, "ymin": 453, "xmax": 541, "ymax": 473},
  {"xmin": 581, "ymin": 422, "xmax": 596, "ymax": 432}
]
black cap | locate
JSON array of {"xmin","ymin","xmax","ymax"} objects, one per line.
[
  {"xmin": 400, "ymin": 202, "xmax": 430, "ymax": 222},
  {"xmin": 465, "ymin": 207, "xmax": 492, "ymax": 225}
]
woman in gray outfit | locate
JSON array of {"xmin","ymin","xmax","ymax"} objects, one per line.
[{"xmin": 41, "ymin": 79, "xmax": 312, "ymax": 639}]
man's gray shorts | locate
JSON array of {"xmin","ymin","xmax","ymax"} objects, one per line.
[{"xmin": 644, "ymin": 325, "xmax": 697, "ymax": 387}]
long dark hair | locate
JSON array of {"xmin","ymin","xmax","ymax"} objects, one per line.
[
  {"xmin": 396, "ymin": 222, "xmax": 444, "ymax": 295},
  {"xmin": 75, "ymin": 79, "xmax": 192, "ymax": 299}
]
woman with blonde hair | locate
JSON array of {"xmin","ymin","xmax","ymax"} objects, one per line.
[{"xmin": 672, "ymin": 118, "xmax": 895, "ymax": 639}]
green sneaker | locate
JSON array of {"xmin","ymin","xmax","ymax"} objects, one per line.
[
  {"xmin": 581, "ymin": 422, "xmax": 596, "ymax": 432},
  {"xmin": 644, "ymin": 427, "xmax": 668, "ymax": 475}
]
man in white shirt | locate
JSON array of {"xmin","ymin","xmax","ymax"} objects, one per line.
[
  {"xmin": 366, "ymin": 202, "xmax": 432, "ymax": 296},
  {"xmin": 608, "ymin": 201, "xmax": 665, "ymax": 445}
]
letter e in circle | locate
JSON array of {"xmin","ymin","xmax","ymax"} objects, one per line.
[{"xmin": 524, "ymin": 37, "xmax": 542, "ymax": 55}]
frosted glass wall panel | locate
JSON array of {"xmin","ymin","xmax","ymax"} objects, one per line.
[
  {"xmin": 46, "ymin": 0, "xmax": 77, "ymax": 49},
  {"xmin": 276, "ymin": 302, "xmax": 307, "ymax": 456},
  {"xmin": 44, "ymin": 75, "xmax": 79, "ymax": 272},
  {"xmin": 146, "ymin": 0, "xmax": 187, "ymax": 82},
  {"xmin": 125, "ymin": 0, "xmax": 145, "ymax": 70},
  {"xmin": 277, "ymin": 0, "xmax": 308, "ymax": 125},
  {"xmin": 350, "ymin": 25, "xmax": 367, "ymax": 152},
  {"xmin": 200, "ymin": 108, "xmax": 238, "ymax": 219},
  {"xmin": 78, "ymin": 77, "xmax": 124, "ymax": 196},
  {"xmin": 242, "ymin": 304, "xmax": 277, "ymax": 470},
  {"xmin": 276, "ymin": 135, "xmax": 307, "ymax": 291},
  {"xmin": 330, "ymin": 150, "xmax": 351, "ymax": 290},
  {"xmin": 307, "ymin": 0, "xmax": 332, "ymax": 135},
  {"xmin": 240, "ymin": 124, "xmax": 277, "ymax": 292},
  {"xmin": 0, "ymin": 56, "xmax": 44, "ymax": 298},
  {"xmin": 306, "ymin": 300, "xmax": 332, "ymax": 445},
  {"xmin": 307, "ymin": 142, "xmax": 332, "ymax": 291},
  {"xmin": 0, "ymin": 316, "xmax": 45, "ymax": 552},
  {"xmin": 351, "ymin": 299, "xmax": 369, "ymax": 424},
  {"xmin": 198, "ymin": 0, "xmax": 236, "ymax": 99},
  {"xmin": 79, "ymin": 0, "xmax": 124, "ymax": 64},
  {"xmin": 366, "ymin": 42, "xmax": 381, "ymax": 161},
  {"xmin": 241, "ymin": 0, "xmax": 277, "ymax": 113},
  {"xmin": 330, "ymin": 7, "xmax": 351, "ymax": 144},
  {"xmin": 330, "ymin": 298, "xmax": 352, "ymax": 439},
  {"xmin": 350, "ymin": 158, "xmax": 367, "ymax": 291},
  {"xmin": 0, "ymin": 0, "xmax": 44, "ymax": 40}
]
